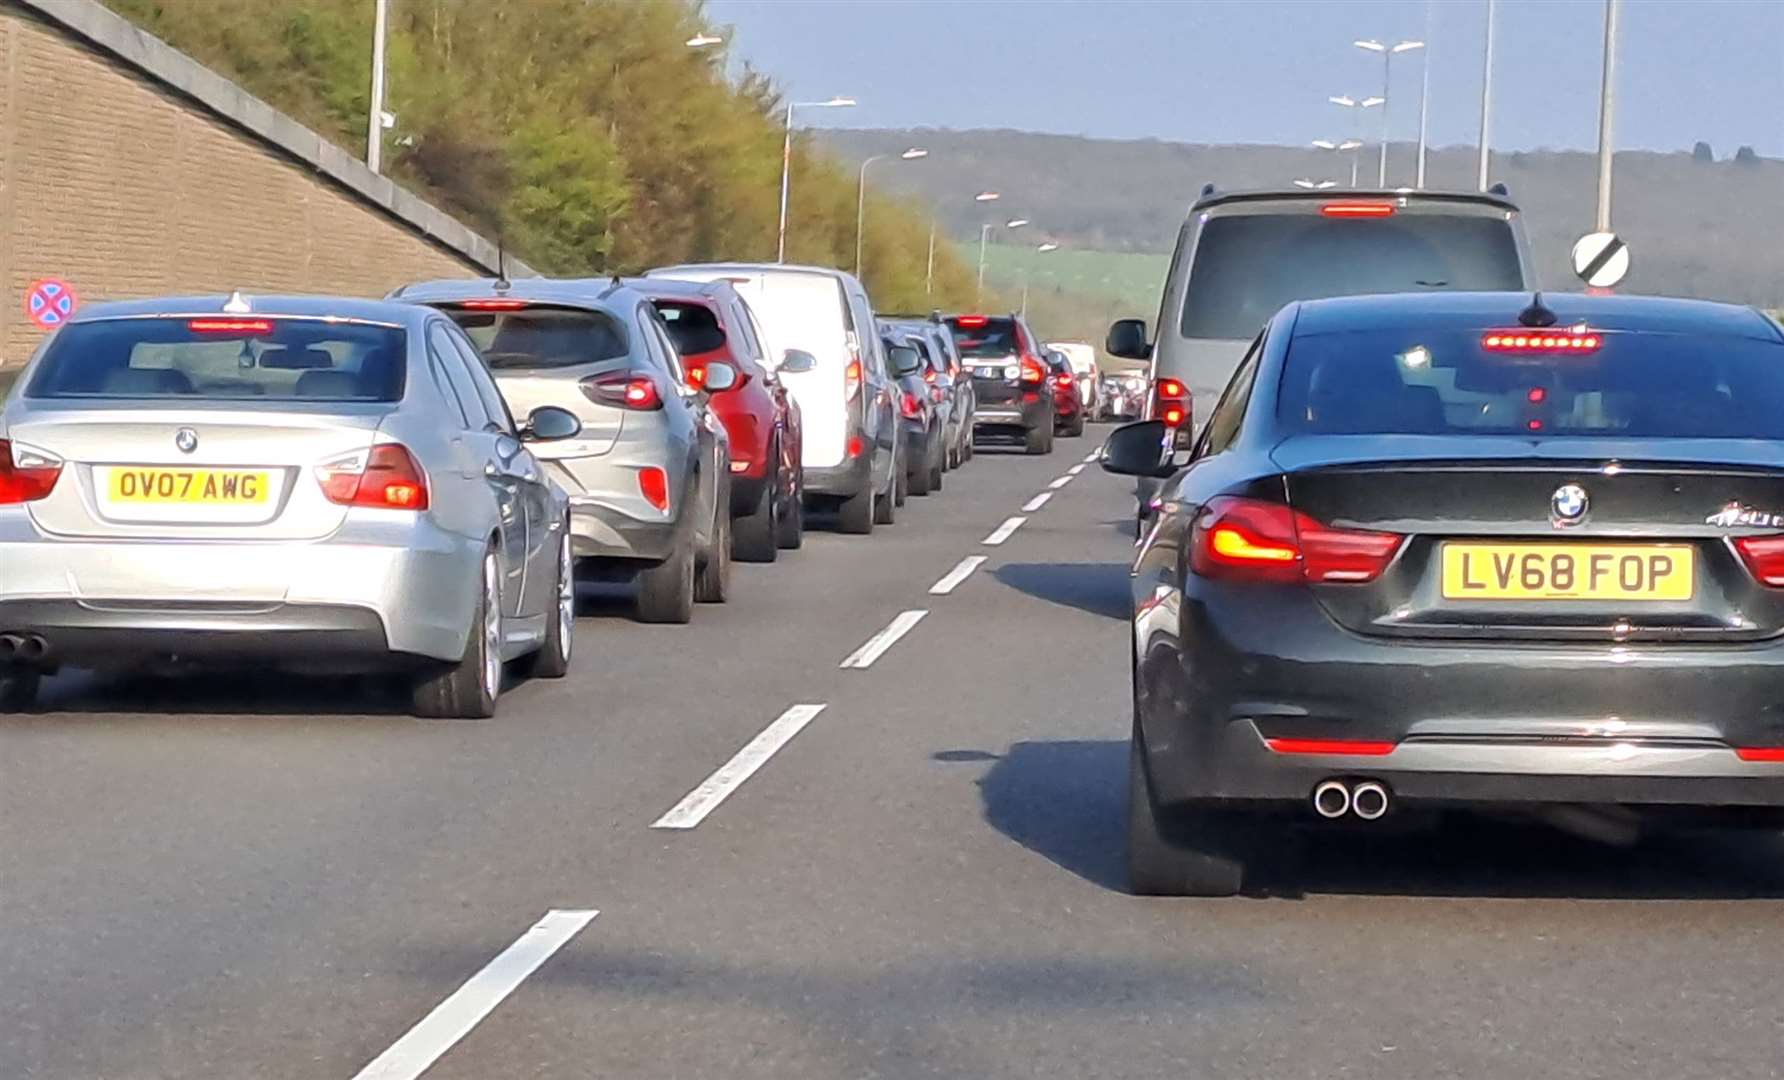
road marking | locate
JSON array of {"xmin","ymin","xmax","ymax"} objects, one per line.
[
  {"xmin": 839, "ymin": 610, "xmax": 927, "ymax": 669},
  {"xmin": 983, "ymin": 516, "xmax": 1026, "ymax": 545},
  {"xmin": 352, "ymin": 909, "xmax": 598, "ymax": 1080},
  {"xmin": 1082, "ymin": 451, "xmax": 1099, "ymax": 463},
  {"xmin": 929, "ymin": 555, "xmax": 987, "ymax": 595},
  {"xmin": 652, "ymin": 704, "xmax": 828, "ymax": 829},
  {"xmin": 1048, "ymin": 475, "xmax": 1073, "ymax": 489},
  {"xmin": 1022, "ymin": 491, "xmax": 1052, "ymax": 512},
  {"xmin": 1067, "ymin": 463, "xmax": 1087, "ymax": 476}
]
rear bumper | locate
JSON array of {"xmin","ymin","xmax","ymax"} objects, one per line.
[
  {"xmin": 568, "ymin": 496, "xmax": 678, "ymax": 562},
  {"xmin": 973, "ymin": 396, "xmax": 1050, "ymax": 433},
  {"xmin": 804, "ymin": 444, "xmax": 873, "ymax": 499},
  {"xmin": 0, "ymin": 599, "xmax": 391, "ymax": 666},
  {"xmin": 1140, "ymin": 580, "xmax": 1784, "ymax": 810}
]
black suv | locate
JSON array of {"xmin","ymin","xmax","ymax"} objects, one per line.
[{"xmin": 945, "ymin": 313, "xmax": 1054, "ymax": 455}]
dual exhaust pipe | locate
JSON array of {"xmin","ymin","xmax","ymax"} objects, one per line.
[
  {"xmin": 0, "ymin": 633, "xmax": 47, "ymax": 663},
  {"xmin": 1312, "ymin": 778, "xmax": 1391, "ymax": 821}
]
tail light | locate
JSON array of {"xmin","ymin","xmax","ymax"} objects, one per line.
[
  {"xmin": 637, "ymin": 466, "xmax": 670, "ymax": 511},
  {"xmin": 317, "ymin": 443, "xmax": 429, "ymax": 511},
  {"xmin": 0, "ymin": 439, "xmax": 62, "ymax": 504},
  {"xmin": 922, "ymin": 369, "xmax": 936, "ymax": 384},
  {"xmin": 1154, "ymin": 377, "xmax": 1191, "ymax": 428},
  {"xmin": 1055, "ymin": 371, "xmax": 1074, "ymax": 388},
  {"xmin": 1190, "ymin": 496, "xmax": 1402, "ymax": 584},
  {"xmin": 900, "ymin": 390, "xmax": 924, "ymax": 419},
  {"xmin": 684, "ymin": 362, "xmax": 708, "ymax": 389},
  {"xmin": 1735, "ymin": 535, "xmax": 1784, "ymax": 587},
  {"xmin": 847, "ymin": 435, "xmax": 865, "ymax": 458},
  {"xmin": 582, "ymin": 371, "xmax": 663, "ymax": 410},
  {"xmin": 844, "ymin": 357, "xmax": 864, "ymax": 401},
  {"xmin": 1019, "ymin": 355, "xmax": 1047, "ymax": 384}
]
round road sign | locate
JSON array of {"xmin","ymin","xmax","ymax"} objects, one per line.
[
  {"xmin": 24, "ymin": 278, "xmax": 77, "ymax": 330},
  {"xmin": 1570, "ymin": 232, "xmax": 1630, "ymax": 289}
]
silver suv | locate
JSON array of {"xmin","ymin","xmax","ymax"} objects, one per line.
[{"xmin": 1107, "ymin": 187, "xmax": 1537, "ymax": 522}]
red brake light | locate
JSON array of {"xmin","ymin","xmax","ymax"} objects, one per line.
[
  {"xmin": 954, "ymin": 315, "xmax": 988, "ymax": 328},
  {"xmin": 317, "ymin": 443, "xmax": 429, "ymax": 511},
  {"xmin": 844, "ymin": 357, "xmax": 863, "ymax": 401},
  {"xmin": 1321, "ymin": 201, "xmax": 1396, "ymax": 218},
  {"xmin": 0, "ymin": 440, "xmax": 62, "ymax": 504},
  {"xmin": 1190, "ymin": 496, "xmax": 1403, "ymax": 584},
  {"xmin": 456, "ymin": 299, "xmax": 529, "ymax": 310},
  {"xmin": 1157, "ymin": 378, "xmax": 1187, "ymax": 400},
  {"xmin": 637, "ymin": 466, "xmax": 670, "ymax": 511},
  {"xmin": 1737, "ymin": 747, "xmax": 1784, "ymax": 762},
  {"xmin": 1161, "ymin": 405, "xmax": 1187, "ymax": 426},
  {"xmin": 1056, "ymin": 371, "xmax": 1074, "ymax": 387},
  {"xmin": 1735, "ymin": 535, "xmax": 1784, "ymax": 587},
  {"xmin": 188, "ymin": 318, "xmax": 273, "ymax": 334},
  {"xmin": 582, "ymin": 372, "xmax": 663, "ymax": 410},
  {"xmin": 1482, "ymin": 330, "xmax": 1601, "ymax": 353},
  {"xmin": 847, "ymin": 435, "xmax": 865, "ymax": 458},
  {"xmin": 923, "ymin": 369, "xmax": 936, "ymax": 384},
  {"xmin": 684, "ymin": 362, "xmax": 708, "ymax": 389},
  {"xmin": 901, "ymin": 390, "xmax": 923, "ymax": 419},
  {"xmin": 1266, "ymin": 738, "xmax": 1398, "ymax": 757},
  {"xmin": 1019, "ymin": 356, "xmax": 1047, "ymax": 384}
]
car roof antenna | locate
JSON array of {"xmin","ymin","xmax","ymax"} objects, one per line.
[{"xmin": 1518, "ymin": 291, "xmax": 1558, "ymax": 328}]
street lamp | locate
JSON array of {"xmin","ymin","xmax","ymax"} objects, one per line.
[
  {"xmin": 978, "ymin": 217, "xmax": 1028, "ymax": 307},
  {"xmin": 1328, "ymin": 96, "xmax": 1383, "ymax": 187},
  {"xmin": 1292, "ymin": 178, "xmax": 1338, "ymax": 190},
  {"xmin": 686, "ymin": 32, "xmax": 724, "ymax": 48},
  {"xmin": 366, "ymin": 0, "xmax": 389, "ymax": 173},
  {"xmin": 776, "ymin": 96, "xmax": 856, "ymax": 263},
  {"xmin": 1022, "ymin": 241, "xmax": 1060, "ymax": 317},
  {"xmin": 856, "ymin": 147, "xmax": 928, "ymax": 278},
  {"xmin": 929, "ymin": 192, "xmax": 1000, "ymax": 297},
  {"xmin": 1313, "ymin": 138, "xmax": 1365, "ymax": 186},
  {"xmin": 1353, "ymin": 39, "xmax": 1424, "ymax": 186}
]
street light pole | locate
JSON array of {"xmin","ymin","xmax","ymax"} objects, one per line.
[
  {"xmin": 1354, "ymin": 40, "xmax": 1423, "ymax": 186},
  {"xmin": 1021, "ymin": 242, "xmax": 1059, "ymax": 318},
  {"xmin": 776, "ymin": 97, "xmax": 856, "ymax": 264},
  {"xmin": 1328, "ymin": 97, "xmax": 1382, "ymax": 187},
  {"xmin": 1594, "ymin": 0, "xmax": 1620, "ymax": 232},
  {"xmin": 925, "ymin": 221, "xmax": 936, "ymax": 298},
  {"xmin": 1477, "ymin": 0, "xmax": 1496, "ymax": 190},
  {"xmin": 855, "ymin": 148, "xmax": 927, "ymax": 279},
  {"xmin": 1416, "ymin": 1, "xmax": 1433, "ymax": 188},
  {"xmin": 977, "ymin": 217, "xmax": 1027, "ymax": 308},
  {"xmin": 365, "ymin": 0, "xmax": 388, "ymax": 173}
]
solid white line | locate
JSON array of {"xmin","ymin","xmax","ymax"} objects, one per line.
[
  {"xmin": 352, "ymin": 909, "xmax": 598, "ymax": 1080},
  {"xmin": 1048, "ymin": 475, "xmax": 1073, "ymax": 489},
  {"xmin": 1082, "ymin": 451, "xmax": 1099, "ymax": 463},
  {"xmin": 983, "ymin": 516, "xmax": 1026, "ymax": 545},
  {"xmin": 651, "ymin": 704, "xmax": 828, "ymax": 829},
  {"xmin": 929, "ymin": 555, "xmax": 988, "ymax": 595},
  {"xmin": 1022, "ymin": 491, "xmax": 1053, "ymax": 512},
  {"xmin": 1067, "ymin": 463, "xmax": 1087, "ymax": 476},
  {"xmin": 839, "ymin": 610, "xmax": 928, "ymax": 669}
]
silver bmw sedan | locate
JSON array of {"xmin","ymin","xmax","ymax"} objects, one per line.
[{"xmin": 0, "ymin": 293, "xmax": 582, "ymax": 718}]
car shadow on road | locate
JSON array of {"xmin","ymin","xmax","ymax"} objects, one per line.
[
  {"xmin": 953, "ymin": 739, "xmax": 1784, "ymax": 901},
  {"xmin": 992, "ymin": 562, "xmax": 1130, "ymax": 621}
]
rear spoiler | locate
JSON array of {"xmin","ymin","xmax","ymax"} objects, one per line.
[{"xmin": 1188, "ymin": 186, "xmax": 1519, "ymax": 215}]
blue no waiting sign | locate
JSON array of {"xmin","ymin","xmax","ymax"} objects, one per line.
[{"xmin": 24, "ymin": 278, "xmax": 77, "ymax": 330}]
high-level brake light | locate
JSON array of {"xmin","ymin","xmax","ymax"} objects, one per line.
[
  {"xmin": 1482, "ymin": 330, "xmax": 1601, "ymax": 353},
  {"xmin": 953, "ymin": 314, "xmax": 989, "ymax": 328},
  {"xmin": 188, "ymin": 318, "xmax": 273, "ymax": 334},
  {"xmin": 1320, "ymin": 201, "xmax": 1396, "ymax": 218},
  {"xmin": 456, "ymin": 299, "xmax": 529, "ymax": 311}
]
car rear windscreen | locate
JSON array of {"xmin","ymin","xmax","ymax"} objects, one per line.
[
  {"xmin": 1278, "ymin": 329, "xmax": 1784, "ymax": 439},
  {"xmin": 653, "ymin": 301, "xmax": 726, "ymax": 356},
  {"xmin": 947, "ymin": 317, "xmax": 1019, "ymax": 359},
  {"xmin": 27, "ymin": 317, "xmax": 406, "ymax": 401},
  {"xmin": 1180, "ymin": 212, "xmax": 1525, "ymax": 340},
  {"xmin": 445, "ymin": 306, "xmax": 629, "ymax": 370}
]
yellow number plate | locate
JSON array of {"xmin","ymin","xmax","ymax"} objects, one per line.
[
  {"xmin": 1441, "ymin": 543, "xmax": 1694, "ymax": 601},
  {"xmin": 107, "ymin": 468, "xmax": 270, "ymax": 505}
]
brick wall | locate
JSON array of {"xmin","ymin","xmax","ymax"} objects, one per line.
[{"xmin": 0, "ymin": 5, "xmax": 485, "ymax": 371}]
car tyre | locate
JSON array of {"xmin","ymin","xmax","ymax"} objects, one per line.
[
  {"xmin": 695, "ymin": 503, "xmax": 732, "ymax": 603},
  {"xmin": 1065, "ymin": 413, "xmax": 1086, "ymax": 437},
  {"xmin": 635, "ymin": 535, "xmax": 696, "ymax": 623},
  {"xmin": 1127, "ymin": 721, "xmax": 1250, "ymax": 897},
  {"xmin": 909, "ymin": 447, "xmax": 931, "ymax": 496},
  {"xmin": 927, "ymin": 441, "xmax": 945, "ymax": 493},
  {"xmin": 412, "ymin": 548, "xmax": 502, "ymax": 719},
  {"xmin": 732, "ymin": 481, "xmax": 779, "ymax": 564},
  {"xmin": 875, "ymin": 462, "xmax": 898, "ymax": 525},
  {"xmin": 519, "ymin": 525, "xmax": 574, "ymax": 680},
  {"xmin": 776, "ymin": 478, "xmax": 804, "ymax": 549},
  {"xmin": 1025, "ymin": 424, "xmax": 1054, "ymax": 456},
  {"xmin": 836, "ymin": 484, "xmax": 875, "ymax": 535},
  {"xmin": 0, "ymin": 667, "xmax": 42, "ymax": 713}
]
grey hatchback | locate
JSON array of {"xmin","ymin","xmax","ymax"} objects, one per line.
[{"xmin": 396, "ymin": 278, "xmax": 733, "ymax": 624}]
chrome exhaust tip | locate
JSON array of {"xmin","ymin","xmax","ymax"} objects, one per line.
[
  {"xmin": 1352, "ymin": 781, "xmax": 1390, "ymax": 821},
  {"xmin": 1312, "ymin": 779, "xmax": 1352, "ymax": 819}
]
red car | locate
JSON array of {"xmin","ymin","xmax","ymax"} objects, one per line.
[
  {"xmin": 1044, "ymin": 349, "xmax": 1086, "ymax": 437},
  {"xmin": 639, "ymin": 278, "xmax": 804, "ymax": 561}
]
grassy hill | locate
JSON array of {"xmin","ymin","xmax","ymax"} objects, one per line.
[{"xmin": 821, "ymin": 128, "xmax": 1784, "ymax": 310}]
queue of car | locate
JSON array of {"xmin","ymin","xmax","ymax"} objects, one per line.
[
  {"xmin": 0, "ymin": 254, "xmax": 1112, "ymax": 717},
  {"xmin": 1098, "ymin": 183, "xmax": 1784, "ymax": 896}
]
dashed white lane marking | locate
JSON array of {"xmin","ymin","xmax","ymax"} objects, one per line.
[
  {"xmin": 983, "ymin": 516, "xmax": 1026, "ymax": 545},
  {"xmin": 1067, "ymin": 463, "xmax": 1087, "ymax": 476},
  {"xmin": 984, "ymin": 517, "xmax": 1027, "ymax": 542},
  {"xmin": 839, "ymin": 610, "xmax": 928, "ymax": 669},
  {"xmin": 352, "ymin": 909, "xmax": 598, "ymax": 1080},
  {"xmin": 1022, "ymin": 491, "xmax": 1053, "ymax": 512},
  {"xmin": 1082, "ymin": 451, "xmax": 1099, "ymax": 463},
  {"xmin": 652, "ymin": 704, "xmax": 828, "ymax": 829},
  {"xmin": 929, "ymin": 555, "xmax": 988, "ymax": 595},
  {"xmin": 1048, "ymin": 474, "xmax": 1073, "ymax": 489}
]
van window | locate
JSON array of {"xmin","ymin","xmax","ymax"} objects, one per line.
[{"xmin": 1179, "ymin": 213, "xmax": 1524, "ymax": 341}]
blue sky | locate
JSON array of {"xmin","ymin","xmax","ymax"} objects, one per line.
[{"xmin": 702, "ymin": 0, "xmax": 1784, "ymax": 156}]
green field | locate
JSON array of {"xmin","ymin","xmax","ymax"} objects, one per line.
[{"xmin": 977, "ymin": 242, "xmax": 1168, "ymax": 313}]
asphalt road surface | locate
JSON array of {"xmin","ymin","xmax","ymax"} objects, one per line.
[{"xmin": 7, "ymin": 434, "xmax": 1784, "ymax": 1080}]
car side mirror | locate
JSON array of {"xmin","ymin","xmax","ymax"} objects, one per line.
[
  {"xmin": 522, "ymin": 405, "xmax": 582, "ymax": 442},
  {"xmin": 888, "ymin": 345, "xmax": 923, "ymax": 378},
  {"xmin": 701, "ymin": 361, "xmax": 738, "ymax": 392},
  {"xmin": 1099, "ymin": 420, "xmax": 1177, "ymax": 478},
  {"xmin": 779, "ymin": 349, "xmax": 817, "ymax": 374},
  {"xmin": 1107, "ymin": 318, "xmax": 1152, "ymax": 360}
]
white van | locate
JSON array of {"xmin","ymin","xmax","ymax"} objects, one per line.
[{"xmin": 646, "ymin": 263, "xmax": 901, "ymax": 534}]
